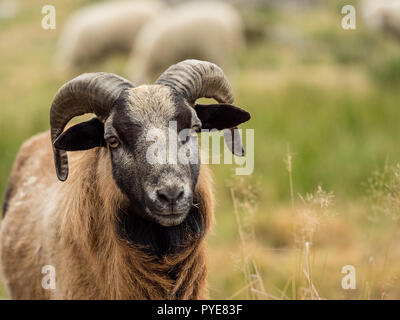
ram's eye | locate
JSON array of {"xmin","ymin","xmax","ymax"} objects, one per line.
[{"xmin": 107, "ymin": 137, "xmax": 120, "ymax": 149}]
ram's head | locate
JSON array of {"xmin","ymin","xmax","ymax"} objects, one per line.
[{"xmin": 51, "ymin": 60, "xmax": 250, "ymax": 227}]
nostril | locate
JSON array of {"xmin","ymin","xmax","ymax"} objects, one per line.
[
  {"xmin": 157, "ymin": 191, "xmax": 170, "ymax": 203},
  {"xmin": 176, "ymin": 190, "xmax": 184, "ymax": 201},
  {"xmin": 157, "ymin": 188, "xmax": 184, "ymax": 205}
]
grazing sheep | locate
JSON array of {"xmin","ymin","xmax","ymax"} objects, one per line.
[
  {"xmin": 362, "ymin": 0, "xmax": 400, "ymax": 40},
  {"xmin": 164, "ymin": 0, "xmax": 320, "ymax": 8},
  {"xmin": 57, "ymin": 0, "xmax": 166, "ymax": 69},
  {"xmin": 126, "ymin": 1, "xmax": 244, "ymax": 84},
  {"xmin": 0, "ymin": 0, "xmax": 18, "ymax": 19},
  {"xmin": 0, "ymin": 60, "xmax": 250, "ymax": 299}
]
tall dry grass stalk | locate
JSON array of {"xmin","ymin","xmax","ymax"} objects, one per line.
[
  {"xmin": 286, "ymin": 148, "xmax": 334, "ymax": 300},
  {"xmin": 286, "ymin": 145, "xmax": 295, "ymax": 210},
  {"xmin": 295, "ymin": 185, "xmax": 334, "ymax": 300},
  {"xmin": 229, "ymin": 177, "xmax": 270, "ymax": 299}
]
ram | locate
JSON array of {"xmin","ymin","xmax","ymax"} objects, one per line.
[
  {"xmin": 126, "ymin": 1, "xmax": 244, "ymax": 84},
  {"xmin": 0, "ymin": 60, "xmax": 250, "ymax": 299},
  {"xmin": 57, "ymin": 0, "xmax": 165, "ymax": 69}
]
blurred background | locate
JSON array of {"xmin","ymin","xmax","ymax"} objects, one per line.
[{"xmin": 2, "ymin": 0, "xmax": 400, "ymax": 299}]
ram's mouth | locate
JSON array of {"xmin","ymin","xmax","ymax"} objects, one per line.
[{"xmin": 146, "ymin": 209, "xmax": 188, "ymax": 227}]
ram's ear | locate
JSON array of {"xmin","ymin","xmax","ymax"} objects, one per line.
[
  {"xmin": 194, "ymin": 103, "xmax": 250, "ymax": 130},
  {"xmin": 194, "ymin": 104, "xmax": 251, "ymax": 157},
  {"xmin": 54, "ymin": 118, "xmax": 106, "ymax": 151}
]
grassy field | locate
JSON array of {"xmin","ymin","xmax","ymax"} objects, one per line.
[{"xmin": 2, "ymin": 0, "xmax": 400, "ymax": 299}]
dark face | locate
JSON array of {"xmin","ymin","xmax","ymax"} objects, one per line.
[
  {"xmin": 54, "ymin": 84, "xmax": 250, "ymax": 228},
  {"xmin": 105, "ymin": 85, "xmax": 201, "ymax": 227}
]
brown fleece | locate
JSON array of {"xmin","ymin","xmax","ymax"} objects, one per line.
[{"xmin": 0, "ymin": 130, "xmax": 214, "ymax": 299}]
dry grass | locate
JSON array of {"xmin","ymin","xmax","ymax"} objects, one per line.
[{"xmin": 208, "ymin": 150, "xmax": 400, "ymax": 300}]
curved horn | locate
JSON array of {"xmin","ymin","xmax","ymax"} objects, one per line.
[
  {"xmin": 156, "ymin": 59, "xmax": 244, "ymax": 156},
  {"xmin": 155, "ymin": 59, "xmax": 233, "ymax": 104},
  {"xmin": 50, "ymin": 72, "xmax": 134, "ymax": 181}
]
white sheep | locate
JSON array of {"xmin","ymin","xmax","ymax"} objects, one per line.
[
  {"xmin": 125, "ymin": 1, "xmax": 244, "ymax": 84},
  {"xmin": 57, "ymin": 0, "xmax": 166, "ymax": 69},
  {"xmin": 362, "ymin": 0, "xmax": 400, "ymax": 40}
]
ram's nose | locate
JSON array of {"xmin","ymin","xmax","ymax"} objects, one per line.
[{"xmin": 156, "ymin": 187, "xmax": 184, "ymax": 206}]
